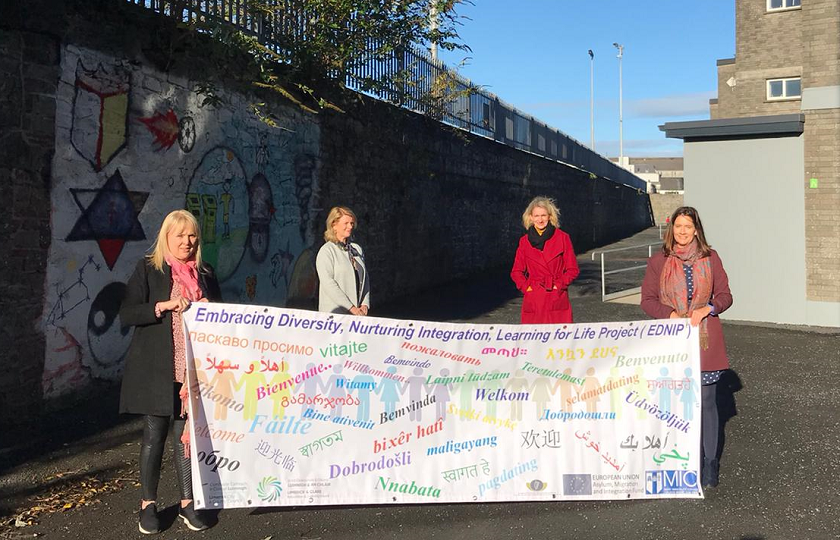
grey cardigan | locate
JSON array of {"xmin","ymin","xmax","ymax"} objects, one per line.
[{"xmin": 316, "ymin": 241, "xmax": 371, "ymax": 313}]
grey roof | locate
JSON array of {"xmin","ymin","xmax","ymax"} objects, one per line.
[{"xmin": 659, "ymin": 114, "xmax": 805, "ymax": 140}]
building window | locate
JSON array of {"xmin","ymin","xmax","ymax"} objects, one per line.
[
  {"xmin": 767, "ymin": 77, "xmax": 802, "ymax": 100},
  {"xmin": 767, "ymin": 0, "xmax": 801, "ymax": 11}
]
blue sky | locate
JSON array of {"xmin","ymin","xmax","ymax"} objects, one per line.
[{"xmin": 438, "ymin": 0, "xmax": 735, "ymax": 157}]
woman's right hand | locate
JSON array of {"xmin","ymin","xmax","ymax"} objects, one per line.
[{"xmin": 160, "ymin": 297, "xmax": 191, "ymax": 313}]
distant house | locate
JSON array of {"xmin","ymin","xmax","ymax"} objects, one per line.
[
  {"xmin": 661, "ymin": 0, "xmax": 839, "ymax": 327},
  {"xmin": 609, "ymin": 157, "xmax": 684, "ymax": 194}
]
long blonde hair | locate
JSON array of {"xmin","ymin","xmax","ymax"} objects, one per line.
[
  {"xmin": 323, "ymin": 206, "xmax": 357, "ymax": 243},
  {"xmin": 521, "ymin": 196, "xmax": 560, "ymax": 229},
  {"xmin": 146, "ymin": 209, "xmax": 203, "ymax": 271}
]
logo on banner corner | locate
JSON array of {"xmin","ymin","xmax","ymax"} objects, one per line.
[
  {"xmin": 644, "ymin": 470, "xmax": 698, "ymax": 495},
  {"xmin": 257, "ymin": 476, "xmax": 283, "ymax": 502}
]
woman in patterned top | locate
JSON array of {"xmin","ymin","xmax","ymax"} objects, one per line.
[
  {"xmin": 641, "ymin": 206, "xmax": 733, "ymax": 488},
  {"xmin": 119, "ymin": 209, "xmax": 221, "ymax": 533}
]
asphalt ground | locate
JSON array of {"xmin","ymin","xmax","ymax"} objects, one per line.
[{"xmin": 1, "ymin": 228, "xmax": 839, "ymax": 540}]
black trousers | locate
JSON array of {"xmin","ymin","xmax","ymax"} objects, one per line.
[
  {"xmin": 139, "ymin": 383, "xmax": 192, "ymax": 501},
  {"xmin": 701, "ymin": 383, "xmax": 720, "ymax": 463}
]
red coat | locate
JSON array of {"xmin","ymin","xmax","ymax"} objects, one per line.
[
  {"xmin": 510, "ymin": 229, "xmax": 580, "ymax": 324},
  {"xmin": 641, "ymin": 250, "xmax": 733, "ymax": 371}
]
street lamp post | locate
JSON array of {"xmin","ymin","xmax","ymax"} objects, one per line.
[
  {"xmin": 613, "ymin": 42, "xmax": 624, "ymax": 167},
  {"xmin": 430, "ymin": 4, "xmax": 439, "ymax": 61},
  {"xmin": 588, "ymin": 49, "xmax": 595, "ymax": 151}
]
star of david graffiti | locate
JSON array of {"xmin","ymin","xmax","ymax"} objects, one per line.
[{"xmin": 66, "ymin": 170, "xmax": 149, "ymax": 270}]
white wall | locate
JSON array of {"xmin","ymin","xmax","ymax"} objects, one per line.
[{"xmin": 684, "ymin": 135, "xmax": 839, "ymax": 327}]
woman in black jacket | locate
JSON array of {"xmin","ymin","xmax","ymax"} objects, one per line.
[{"xmin": 119, "ymin": 209, "xmax": 221, "ymax": 534}]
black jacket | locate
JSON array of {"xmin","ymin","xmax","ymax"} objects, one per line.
[{"xmin": 119, "ymin": 258, "xmax": 222, "ymax": 416}]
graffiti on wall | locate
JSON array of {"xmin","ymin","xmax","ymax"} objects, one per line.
[
  {"xmin": 65, "ymin": 170, "xmax": 149, "ymax": 270},
  {"xmin": 71, "ymin": 60, "xmax": 130, "ymax": 171},
  {"xmin": 46, "ymin": 255, "xmax": 101, "ymax": 326},
  {"xmin": 185, "ymin": 146, "xmax": 249, "ymax": 280},
  {"xmin": 41, "ymin": 45, "xmax": 322, "ymax": 399}
]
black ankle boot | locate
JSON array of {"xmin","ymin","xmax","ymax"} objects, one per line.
[{"xmin": 702, "ymin": 459, "xmax": 719, "ymax": 488}]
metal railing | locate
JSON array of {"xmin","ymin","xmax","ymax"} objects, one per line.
[
  {"xmin": 591, "ymin": 243, "xmax": 661, "ymax": 302},
  {"xmin": 122, "ymin": 0, "xmax": 646, "ymax": 190}
]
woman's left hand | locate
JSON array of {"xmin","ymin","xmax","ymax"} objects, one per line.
[
  {"xmin": 359, "ymin": 305, "xmax": 369, "ymax": 316},
  {"xmin": 689, "ymin": 305, "xmax": 712, "ymax": 327}
]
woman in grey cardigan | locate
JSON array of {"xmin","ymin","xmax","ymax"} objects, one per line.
[{"xmin": 316, "ymin": 206, "xmax": 370, "ymax": 315}]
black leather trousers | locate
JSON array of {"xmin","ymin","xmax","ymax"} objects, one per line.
[{"xmin": 139, "ymin": 384, "xmax": 192, "ymax": 501}]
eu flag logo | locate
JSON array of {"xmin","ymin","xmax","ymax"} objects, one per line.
[{"xmin": 562, "ymin": 474, "xmax": 592, "ymax": 495}]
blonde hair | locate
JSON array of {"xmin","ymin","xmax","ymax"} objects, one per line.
[
  {"xmin": 147, "ymin": 209, "xmax": 203, "ymax": 271},
  {"xmin": 521, "ymin": 196, "xmax": 560, "ymax": 229},
  {"xmin": 323, "ymin": 206, "xmax": 357, "ymax": 243}
]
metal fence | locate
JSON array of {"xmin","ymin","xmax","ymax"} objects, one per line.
[{"xmin": 123, "ymin": 0, "xmax": 645, "ymax": 190}]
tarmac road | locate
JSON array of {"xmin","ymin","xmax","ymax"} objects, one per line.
[{"xmin": 1, "ymin": 229, "xmax": 838, "ymax": 540}]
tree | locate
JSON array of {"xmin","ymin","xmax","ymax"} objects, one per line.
[{"xmin": 162, "ymin": 0, "xmax": 472, "ymax": 119}]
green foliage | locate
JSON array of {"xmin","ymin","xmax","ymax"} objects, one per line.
[{"xmin": 163, "ymin": 0, "xmax": 472, "ymax": 120}]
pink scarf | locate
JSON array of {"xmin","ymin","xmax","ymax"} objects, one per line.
[
  {"xmin": 165, "ymin": 255, "xmax": 202, "ymax": 458},
  {"xmin": 659, "ymin": 239, "xmax": 713, "ymax": 350},
  {"xmin": 165, "ymin": 255, "xmax": 203, "ymax": 301}
]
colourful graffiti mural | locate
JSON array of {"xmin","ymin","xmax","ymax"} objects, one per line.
[{"xmin": 42, "ymin": 44, "xmax": 322, "ymax": 399}]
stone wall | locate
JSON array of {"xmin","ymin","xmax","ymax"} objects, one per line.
[
  {"xmin": 0, "ymin": 26, "xmax": 59, "ymax": 422},
  {"xmin": 0, "ymin": 1, "xmax": 652, "ymax": 426},
  {"xmin": 648, "ymin": 194, "xmax": 685, "ymax": 226}
]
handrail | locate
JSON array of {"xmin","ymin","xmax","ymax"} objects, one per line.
[
  {"xmin": 591, "ymin": 242, "xmax": 660, "ymax": 260},
  {"xmin": 598, "ymin": 244, "xmax": 657, "ymax": 302}
]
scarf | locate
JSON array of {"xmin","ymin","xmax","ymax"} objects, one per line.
[
  {"xmin": 340, "ymin": 241, "xmax": 362, "ymax": 305},
  {"xmin": 164, "ymin": 255, "xmax": 202, "ymax": 458},
  {"xmin": 527, "ymin": 224, "xmax": 556, "ymax": 251},
  {"xmin": 165, "ymin": 255, "xmax": 203, "ymax": 301},
  {"xmin": 659, "ymin": 239, "xmax": 713, "ymax": 350},
  {"xmin": 179, "ymin": 383, "xmax": 192, "ymax": 458}
]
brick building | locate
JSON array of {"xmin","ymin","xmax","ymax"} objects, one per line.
[{"xmin": 661, "ymin": 0, "xmax": 839, "ymax": 326}]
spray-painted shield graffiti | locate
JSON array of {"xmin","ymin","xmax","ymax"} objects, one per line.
[{"xmin": 70, "ymin": 60, "xmax": 130, "ymax": 171}]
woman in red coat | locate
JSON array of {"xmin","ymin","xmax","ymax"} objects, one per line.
[
  {"xmin": 510, "ymin": 196, "xmax": 580, "ymax": 324},
  {"xmin": 641, "ymin": 206, "xmax": 733, "ymax": 488}
]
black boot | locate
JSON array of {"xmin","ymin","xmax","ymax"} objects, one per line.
[{"xmin": 702, "ymin": 459, "xmax": 719, "ymax": 488}]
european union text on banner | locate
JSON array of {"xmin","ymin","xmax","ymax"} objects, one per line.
[{"xmin": 181, "ymin": 304, "xmax": 703, "ymax": 507}]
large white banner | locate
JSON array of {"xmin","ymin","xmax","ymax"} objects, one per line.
[{"xmin": 182, "ymin": 304, "xmax": 703, "ymax": 508}]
